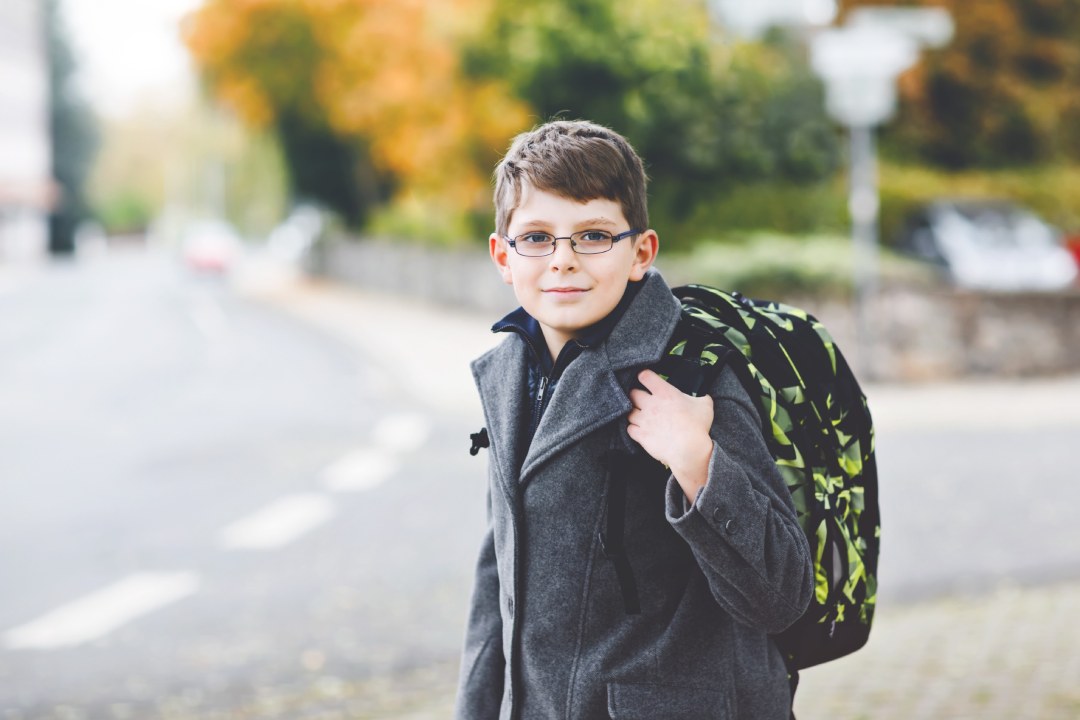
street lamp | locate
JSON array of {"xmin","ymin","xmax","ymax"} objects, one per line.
[{"xmin": 810, "ymin": 8, "xmax": 953, "ymax": 378}]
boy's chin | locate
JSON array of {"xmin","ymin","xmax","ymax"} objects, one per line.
[{"xmin": 535, "ymin": 311, "xmax": 604, "ymax": 335}]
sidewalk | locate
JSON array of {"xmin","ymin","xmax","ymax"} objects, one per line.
[
  {"xmin": 236, "ymin": 266, "xmax": 1080, "ymax": 719},
  {"xmin": 157, "ymin": 582, "xmax": 1080, "ymax": 719},
  {"xmin": 236, "ymin": 264, "xmax": 1080, "ymax": 433}
]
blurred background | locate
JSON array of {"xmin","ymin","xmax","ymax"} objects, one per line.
[{"xmin": 2, "ymin": 0, "xmax": 1079, "ymax": 718}]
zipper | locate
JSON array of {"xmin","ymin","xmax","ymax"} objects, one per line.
[{"xmin": 531, "ymin": 374, "xmax": 549, "ymax": 434}]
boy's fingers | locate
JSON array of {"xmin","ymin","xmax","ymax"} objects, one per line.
[{"xmin": 637, "ymin": 369, "xmax": 672, "ymax": 394}]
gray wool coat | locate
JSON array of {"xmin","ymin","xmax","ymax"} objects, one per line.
[{"xmin": 455, "ymin": 270, "xmax": 814, "ymax": 720}]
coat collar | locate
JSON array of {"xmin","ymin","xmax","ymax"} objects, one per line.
[{"xmin": 472, "ymin": 269, "xmax": 681, "ymax": 495}]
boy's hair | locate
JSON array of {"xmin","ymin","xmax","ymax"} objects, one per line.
[{"xmin": 493, "ymin": 120, "xmax": 649, "ymax": 237}]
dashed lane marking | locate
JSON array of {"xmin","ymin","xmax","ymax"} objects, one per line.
[
  {"xmin": 188, "ymin": 294, "xmax": 229, "ymax": 339},
  {"xmin": 219, "ymin": 493, "xmax": 335, "ymax": 550},
  {"xmin": 3, "ymin": 572, "xmax": 200, "ymax": 650},
  {"xmin": 322, "ymin": 446, "xmax": 399, "ymax": 492},
  {"xmin": 372, "ymin": 413, "xmax": 431, "ymax": 453}
]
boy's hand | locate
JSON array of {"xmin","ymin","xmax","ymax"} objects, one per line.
[{"xmin": 626, "ymin": 369, "xmax": 714, "ymax": 503}]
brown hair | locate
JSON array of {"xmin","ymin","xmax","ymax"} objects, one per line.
[{"xmin": 493, "ymin": 120, "xmax": 649, "ymax": 237}]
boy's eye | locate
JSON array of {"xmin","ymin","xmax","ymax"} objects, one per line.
[
  {"xmin": 520, "ymin": 233, "xmax": 553, "ymax": 244},
  {"xmin": 578, "ymin": 230, "xmax": 611, "ymax": 243}
]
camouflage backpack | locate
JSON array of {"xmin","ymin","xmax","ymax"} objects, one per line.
[{"xmin": 658, "ymin": 284, "xmax": 881, "ymax": 672}]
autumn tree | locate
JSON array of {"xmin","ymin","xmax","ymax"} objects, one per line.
[
  {"xmin": 182, "ymin": 0, "xmax": 528, "ymax": 228},
  {"xmin": 840, "ymin": 0, "xmax": 1080, "ymax": 168}
]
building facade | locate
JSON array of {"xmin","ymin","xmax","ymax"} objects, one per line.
[{"xmin": 0, "ymin": 0, "xmax": 53, "ymax": 261}]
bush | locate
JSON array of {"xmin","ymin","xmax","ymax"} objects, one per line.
[
  {"xmin": 659, "ymin": 232, "xmax": 935, "ymax": 299},
  {"xmin": 95, "ymin": 190, "xmax": 154, "ymax": 235},
  {"xmin": 652, "ymin": 180, "xmax": 848, "ymax": 251},
  {"xmin": 878, "ymin": 163, "xmax": 1080, "ymax": 243}
]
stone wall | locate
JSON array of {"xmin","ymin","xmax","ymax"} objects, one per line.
[{"xmin": 314, "ymin": 237, "xmax": 1080, "ymax": 381}]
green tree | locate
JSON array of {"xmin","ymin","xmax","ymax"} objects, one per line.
[{"xmin": 46, "ymin": 0, "xmax": 98, "ymax": 254}]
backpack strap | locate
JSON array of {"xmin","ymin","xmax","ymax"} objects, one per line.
[
  {"xmin": 655, "ymin": 313, "xmax": 731, "ymax": 397},
  {"xmin": 599, "ymin": 448, "xmax": 641, "ymax": 615},
  {"xmin": 600, "ymin": 313, "xmax": 735, "ymax": 617}
]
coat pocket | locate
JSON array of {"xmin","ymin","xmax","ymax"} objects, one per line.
[{"xmin": 606, "ymin": 681, "xmax": 733, "ymax": 720}]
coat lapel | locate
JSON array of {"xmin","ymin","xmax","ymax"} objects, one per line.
[
  {"xmin": 471, "ymin": 336, "xmax": 529, "ymax": 504},
  {"xmin": 520, "ymin": 270, "xmax": 684, "ymax": 484}
]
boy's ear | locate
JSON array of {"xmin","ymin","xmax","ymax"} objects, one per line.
[
  {"xmin": 628, "ymin": 230, "xmax": 659, "ymax": 281},
  {"xmin": 489, "ymin": 233, "xmax": 514, "ymax": 285}
]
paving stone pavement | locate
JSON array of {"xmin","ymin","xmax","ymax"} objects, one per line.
[
  {"xmin": 792, "ymin": 580, "xmax": 1080, "ymax": 720},
  {"xmin": 235, "ymin": 265, "xmax": 1080, "ymax": 719},
  {"xmin": 137, "ymin": 580, "xmax": 1080, "ymax": 719}
]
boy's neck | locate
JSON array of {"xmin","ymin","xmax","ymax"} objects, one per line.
[{"xmin": 540, "ymin": 327, "xmax": 576, "ymax": 364}]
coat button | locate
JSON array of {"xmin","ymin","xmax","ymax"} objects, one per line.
[
  {"xmin": 712, "ymin": 507, "xmax": 723, "ymax": 522},
  {"xmin": 724, "ymin": 518, "xmax": 736, "ymax": 534}
]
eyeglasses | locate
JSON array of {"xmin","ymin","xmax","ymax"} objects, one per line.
[{"xmin": 503, "ymin": 229, "xmax": 642, "ymax": 257}]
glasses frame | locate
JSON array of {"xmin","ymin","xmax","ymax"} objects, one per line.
[{"xmin": 503, "ymin": 228, "xmax": 642, "ymax": 257}]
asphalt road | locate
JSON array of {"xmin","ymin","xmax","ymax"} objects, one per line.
[{"xmin": 0, "ymin": 250, "xmax": 486, "ymax": 717}]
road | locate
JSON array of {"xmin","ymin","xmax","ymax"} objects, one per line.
[
  {"xmin": 2, "ymin": 247, "xmax": 1079, "ymax": 718},
  {"xmin": 0, "ymin": 250, "xmax": 485, "ymax": 717}
]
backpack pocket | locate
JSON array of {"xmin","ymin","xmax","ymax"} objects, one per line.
[{"xmin": 606, "ymin": 681, "xmax": 733, "ymax": 719}]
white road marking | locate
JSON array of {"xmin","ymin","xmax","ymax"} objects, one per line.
[
  {"xmin": 219, "ymin": 493, "xmax": 335, "ymax": 550},
  {"xmin": 3, "ymin": 572, "xmax": 200, "ymax": 650},
  {"xmin": 188, "ymin": 295, "xmax": 229, "ymax": 339},
  {"xmin": 322, "ymin": 446, "xmax": 400, "ymax": 492},
  {"xmin": 372, "ymin": 413, "xmax": 431, "ymax": 453}
]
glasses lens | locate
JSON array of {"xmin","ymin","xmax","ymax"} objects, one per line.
[
  {"xmin": 515, "ymin": 232, "xmax": 554, "ymax": 256},
  {"xmin": 572, "ymin": 230, "xmax": 613, "ymax": 254}
]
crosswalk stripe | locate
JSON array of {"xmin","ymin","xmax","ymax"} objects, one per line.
[{"xmin": 3, "ymin": 572, "xmax": 200, "ymax": 650}]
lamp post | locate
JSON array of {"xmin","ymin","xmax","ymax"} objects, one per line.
[{"xmin": 810, "ymin": 8, "xmax": 953, "ymax": 378}]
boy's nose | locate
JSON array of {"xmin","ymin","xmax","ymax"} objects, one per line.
[{"xmin": 548, "ymin": 236, "xmax": 579, "ymax": 270}]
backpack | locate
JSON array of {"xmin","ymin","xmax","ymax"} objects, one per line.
[{"xmin": 662, "ymin": 284, "xmax": 880, "ymax": 671}]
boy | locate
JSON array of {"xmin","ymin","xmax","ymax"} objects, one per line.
[{"xmin": 456, "ymin": 120, "xmax": 813, "ymax": 719}]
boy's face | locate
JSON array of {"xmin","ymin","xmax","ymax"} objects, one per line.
[{"xmin": 490, "ymin": 183, "xmax": 658, "ymax": 355}]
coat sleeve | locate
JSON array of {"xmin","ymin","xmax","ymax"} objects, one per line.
[
  {"xmin": 664, "ymin": 364, "xmax": 814, "ymax": 635},
  {"xmin": 453, "ymin": 490, "xmax": 505, "ymax": 719}
]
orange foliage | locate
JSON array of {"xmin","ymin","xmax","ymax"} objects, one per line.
[
  {"xmin": 182, "ymin": 0, "xmax": 529, "ymax": 208},
  {"xmin": 839, "ymin": 0, "xmax": 1080, "ymax": 166}
]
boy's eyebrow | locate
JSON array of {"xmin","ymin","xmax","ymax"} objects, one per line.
[{"xmin": 514, "ymin": 217, "xmax": 619, "ymax": 231}]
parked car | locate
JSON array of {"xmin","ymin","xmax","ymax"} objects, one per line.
[
  {"xmin": 894, "ymin": 199, "xmax": 1078, "ymax": 291},
  {"xmin": 1065, "ymin": 232, "xmax": 1080, "ymax": 270},
  {"xmin": 179, "ymin": 219, "xmax": 243, "ymax": 273}
]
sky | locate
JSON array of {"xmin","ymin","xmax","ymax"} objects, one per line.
[{"xmin": 63, "ymin": 0, "xmax": 201, "ymax": 118}]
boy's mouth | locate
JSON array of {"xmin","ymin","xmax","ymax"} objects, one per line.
[{"xmin": 544, "ymin": 287, "xmax": 589, "ymax": 294}]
